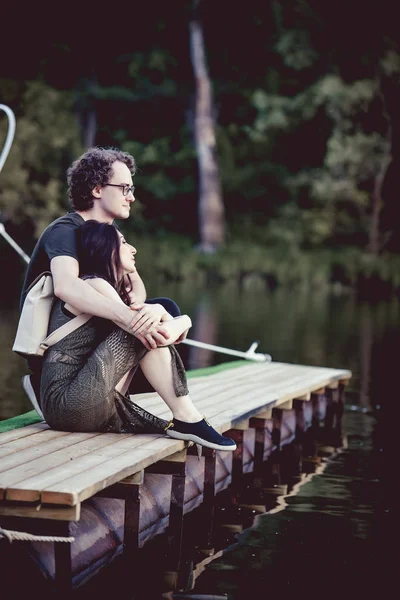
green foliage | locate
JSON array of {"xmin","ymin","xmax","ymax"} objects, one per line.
[
  {"xmin": 247, "ymin": 63, "xmax": 396, "ymax": 250},
  {"xmin": 0, "ymin": 81, "xmax": 82, "ymax": 236},
  {"xmin": 129, "ymin": 233, "xmax": 400, "ymax": 294},
  {"xmin": 275, "ymin": 30, "xmax": 318, "ymax": 70},
  {"xmin": 0, "ymin": 1, "xmax": 399, "ymax": 293}
]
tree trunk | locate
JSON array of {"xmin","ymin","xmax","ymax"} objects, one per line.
[
  {"xmin": 367, "ymin": 80, "xmax": 393, "ymax": 255},
  {"xmin": 367, "ymin": 145, "xmax": 392, "ymax": 255},
  {"xmin": 83, "ymin": 107, "xmax": 97, "ymax": 149},
  {"xmin": 189, "ymin": 0, "xmax": 225, "ymax": 253},
  {"xmin": 75, "ymin": 73, "xmax": 98, "ymax": 149}
]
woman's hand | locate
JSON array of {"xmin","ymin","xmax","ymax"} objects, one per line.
[
  {"xmin": 135, "ymin": 325, "xmax": 170, "ymax": 350},
  {"xmin": 129, "ymin": 303, "xmax": 168, "ymax": 335}
]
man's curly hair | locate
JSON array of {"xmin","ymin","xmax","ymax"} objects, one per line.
[{"xmin": 67, "ymin": 147, "xmax": 136, "ymax": 211}]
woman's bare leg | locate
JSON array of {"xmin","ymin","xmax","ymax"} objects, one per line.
[
  {"xmin": 115, "ymin": 369, "xmax": 136, "ymax": 396},
  {"xmin": 139, "ymin": 347, "xmax": 202, "ymax": 422}
]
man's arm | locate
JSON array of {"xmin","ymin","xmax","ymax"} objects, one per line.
[
  {"xmin": 127, "ymin": 270, "xmax": 146, "ymax": 304},
  {"xmin": 51, "ymin": 256, "xmax": 167, "ymax": 349}
]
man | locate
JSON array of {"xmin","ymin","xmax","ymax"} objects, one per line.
[{"xmin": 21, "ymin": 146, "xmax": 172, "ymax": 417}]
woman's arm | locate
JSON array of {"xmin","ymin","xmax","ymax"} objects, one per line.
[
  {"xmin": 63, "ymin": 277, "xmax": 124, "ymax": 314},
  {"xmin": 64, "ymin": 277, "xmax": 170, "ymax": 348}
]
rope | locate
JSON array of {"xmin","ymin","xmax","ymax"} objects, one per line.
[{"xmin": 0, "ymin": 527, "xmax": 74, "ymax": 543}]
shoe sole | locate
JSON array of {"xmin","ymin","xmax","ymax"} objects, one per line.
[
  {"xmin": 166, "ymin": 429, "xmax": 236, "ymax": 452},
  {"xmin": 22, "ymin": 375, "xmax": 45, "ymax": 420}
]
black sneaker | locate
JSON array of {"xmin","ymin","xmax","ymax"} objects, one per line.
[{"xmin": 165, "ymin": 417, "xmax": 236, "ymax": 451}]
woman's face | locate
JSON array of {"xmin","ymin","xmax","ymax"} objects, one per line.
[{"xmin": 118, "ymin": 233, "xmax": 137, "ymax": 276}]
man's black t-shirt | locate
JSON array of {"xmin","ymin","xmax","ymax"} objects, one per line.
[{"xmin": 20, "ymin": 212, "xmax": 84, "ymax": 311}]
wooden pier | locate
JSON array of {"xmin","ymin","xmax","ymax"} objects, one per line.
[{"xmin": 0, "ymin": 360, "xmax": 351, "ymax": 592}]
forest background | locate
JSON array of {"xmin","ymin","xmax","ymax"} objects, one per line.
[{"xmin": 1, "ymin": 0, "xmax": 399, "ymax": 302}]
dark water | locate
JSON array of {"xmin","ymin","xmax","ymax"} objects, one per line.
[
  {"xmin": 183, "ymin": 411, "xmax": 390, "ymax": 600},
  {"xmin": 0, "ymin": 282, "xmax": 397, "ymax": 598}
]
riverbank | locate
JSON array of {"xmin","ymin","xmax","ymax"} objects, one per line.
[{"xmin": 122, "ymin": 235, "xmax": 400, "ymax": 298}]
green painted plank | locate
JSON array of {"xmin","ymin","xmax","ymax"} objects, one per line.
[
  {"xmin": 186, "ymin": 360, "xmax": 249, "ymax": 379},
  {"xmin": 0, "ymin": 410, "xmax": 43, "ymax": 433}
]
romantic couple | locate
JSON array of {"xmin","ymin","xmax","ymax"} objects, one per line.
[{"xmin": 19, "ymin": 147, "xmax": 236, "ymax": 452}]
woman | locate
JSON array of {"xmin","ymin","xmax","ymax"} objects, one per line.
[{"xmin": 40, "ymin": 220, "xmax": 236, "ymax": 451}]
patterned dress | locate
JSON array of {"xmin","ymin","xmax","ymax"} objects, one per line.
[{"xmin": 40, "ymin": 299, "xmax": 188, "ymax": 434}]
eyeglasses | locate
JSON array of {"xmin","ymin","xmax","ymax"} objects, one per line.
[{"xmin": 104, "ymin": 183, "xmax": 135, "ymax": 196}]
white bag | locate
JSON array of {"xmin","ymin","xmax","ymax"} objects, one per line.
[{"xmin": 12, "ymin": 271, "xmax": 91, "ymax": 357}]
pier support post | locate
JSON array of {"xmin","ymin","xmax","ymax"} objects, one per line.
[
  {"xmin": 226, "ymin": 422, "xmax": 250, "ymax": 483},
  {"xmin": 293, "ymin": 399, "xmax": 305, "ymax": 441},
  {"xmin": 249, "ymin": 411, "xmax": 272, "ymax": 472},
  {"xmin": 325, "ymin": 383, "xmax": 339, "ymax": 432},
  {"xmin": 169, "ymin": 470, "xmax": 186, "ymax": 557},
  {"xmin": 188, "ymin": 445, "xmax": 217, "ymax": 554},
  {"xmin": 337, "ymin": 380, "xmax": 348, "ymax": 424},
  {"xmin": 308, "ymin": 389, "xmax": 325, "ymax": 456},
  {"xmin": 145, "ymin": 449, "xmax": 187, "ymax": 587},
  {"xmin": 269, "ymin": 407, "xmax": 283, "ymax": 484},
  {"xmin": 95, "ymin": 470, "xmax": 144, "ymax": 565},
  {"xmin": 311, "ymin": 391, "xmax": 322, "ymax": 433},
  {"xmin": 202, "ymin": 448, "xmax": 216, "ymax": 549},
  {"xmin": 53, "ymin": 521, "xmax": 73, "ymax": 594},
  {"xmin": 122, "ymin": 473, "xmax": 143, "ymax": 561},
  {"xmin": 261, "ymin": 409, "xmax": 288, "ymax": 506}
]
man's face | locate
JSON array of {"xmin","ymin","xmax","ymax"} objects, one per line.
[{"xmin": 95, "ymin": 161, "xmax": 135, "ymax": 221}]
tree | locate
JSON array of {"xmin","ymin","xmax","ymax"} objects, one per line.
[
  {"xmin": 189, "ymin": 0, "xmax": 225, "ymax": 252},
  {"xmin": 0, "ymin": 81, "xmax": 82, "ymax": 237},
  {"xmin": 244, "ymin": 2, "xmax": 399, "ymax": 254}
]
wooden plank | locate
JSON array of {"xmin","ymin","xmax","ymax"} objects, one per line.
[
  {"xmin": 137, "ymin": 363, "xmax": 351, "ymax": 423},
  {"xmin": 0, "ymin": 431, "xmax": 101, "ymax": 475},
  {"xmin": 162, "ymin": 448, "xmax": 187, "ymax": 463},
  {"xmin": 254, "ymin": 408, "xmax": 273, "ymax": 419},
  {"xmin": 3, "ymin": 433, "xmax": 151, "ymax": 502},
  {"xmin": 294, "ymin": 392, "xmax": 311, "ymax": 401},
  {"xmin": 311, "ymin": 387, "xmax": 326, "ymax": 395},
  {"xmin": 134, "ymin": 363, "xmax": 292, "ymax": 414},
  {"xmin": 120, "ymin": 471, "xmax": 144, "ymax": 485},
  {"xmin": 188, "ymin": 362, "xmax": 350, "ymax": 397},
  {"xmin": 140, "ymin": 369, "xmax": 284, "ymax": 421},
  {"xmin": 277, "ymin": 400, "xmax": 293, "ymax": 409},
  {"xmin": 326, "ymin": 381, "xmax": 339, "ymax": 389},
  {"xmin": 0, "ymin": 501, "xmax": 80, "ymax": 521},
  {"xmin": 230, "ymin": 420, "xmax": 250, "ymax": 430},
  {"xmin": 0, "ymin": 423, "xmax": 50, "ymax": 446},
  {"xmin": 137, "ymin": 363, "xmax": 294, "ymax": 413},
  {"xmin": 212, "ymin": 367, "xmax": 350, "ymax": 417},
  {"xmin": 41, "ymin": 436, "xmax": 185, "ymax": 506},
  {"xmin": 201, "ymin": 385, "xmax": 314, "ymax": 432},
  {"xmin": 138, "ymin": 364, "xmax": 351, "ymax": 440},
  {"xmin": 136, "ymin": 365, "xmax": 339, "ymax": 433},
  {"xmin": 0, "ymin": 429, "xmax": 73, "ymax": 459}
]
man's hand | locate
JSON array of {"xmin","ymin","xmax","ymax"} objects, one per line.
[{"xmin": 129, "ymin": 303, "xmax": 168, "ymax": 335}]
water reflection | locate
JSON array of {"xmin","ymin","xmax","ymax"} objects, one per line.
[
  {"xmin": 187, "ymin": 295, "xmax": 218, "ymax": 370},
  {"xmin": 1, "ymin": 282, "xmax": 399, "ymax": 419},
  {"xmin": 187, "ymin": 412, "xmax": 386, "ymax": 600}
]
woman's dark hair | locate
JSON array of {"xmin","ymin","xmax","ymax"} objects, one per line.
[
  {"xmin": 67, "ymin": 147, "xmax": 136, "ymax": 211},
  {"xmin": 77, "ymin": 220, "xmax": 132, "ymax": 305}
]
